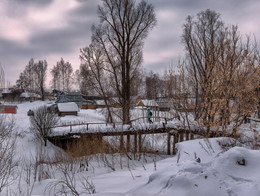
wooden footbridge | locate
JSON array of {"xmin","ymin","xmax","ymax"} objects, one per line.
[{"xmin": 48, "ymin": 117, "xmax": 234, "ymax": 155}]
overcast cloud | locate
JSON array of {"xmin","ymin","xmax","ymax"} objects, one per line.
[{"xmin": 0, "ymin": 0, "xmax": 259, "ymax": 86}]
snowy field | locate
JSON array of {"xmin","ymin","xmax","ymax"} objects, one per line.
[{"xmin": 1, "ymin": 101, "xmax": 260, "ymax": 195}]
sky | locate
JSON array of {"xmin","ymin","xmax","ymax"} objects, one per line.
[{"xmin": 0, "ymin": 0, "xmax": 260, "ymax": 87}]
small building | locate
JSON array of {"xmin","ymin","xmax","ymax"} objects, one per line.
[
  {"xmin": 136, "ymin": 99, "xmax": 159, "ymax": 110},
  {"xmin": 57, "ymin": 102, "xmax": 79, "ymax": 116},
  {"xmin": 1, "ymin": 88, "xmax": 13, "ymax": 100},
  {"xmin": 0, "ymin": 104, "xmax": 17, "ymax": 114}
]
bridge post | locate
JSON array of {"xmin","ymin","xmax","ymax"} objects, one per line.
[
  {"xmin": 138, "ymin": 134, "xmax": 142, "ymax": 153},
  {"xmin": 126, "ymin": 134, "xmax": 130, "ymax": 152},
  {"xmin": 176, "ymin": 133, "xmax": 179, "ymax": 143},
  {"xmin": 173, "ymin": 133, "xmax": 178, "ymax": 154},
  {"xmin": 180, "ymin": 132, "xmax": 184, "ymax": 142},
  {"xmin": 120, "ymin": 135, "xmax": 124, "ymax": 152},
  {"xmin": 186, "ymin": 131, "xmax": 189, "ymax": 141},
  {"xmin": 134, "ymin": 133, "xmax": 137, "ymax": 159},
  {"xmin": 167, "ymin": 133, "xmax": 171, "ymax": 155}
]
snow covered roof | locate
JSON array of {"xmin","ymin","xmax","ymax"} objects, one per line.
[
  {"xmin": 137, "ymin": 99, "xmax": 158, "ymax": 107},
  {"xmin": 1, "ymin": 88, "xmax": 12, "ymax": 94},
  {"xmin": 20, "ymin": 92, "xmax": 41, "ymax": 98},
  {"xmin": 57, "ymin": 102, "xmax": 79, "ymax": 112},
  {"xmin": 56, "ymin": 92, "xmax": 89, "ymax": 103}
]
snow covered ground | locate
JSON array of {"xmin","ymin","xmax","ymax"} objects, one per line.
[{"xmin": 1, "ymin": 101, "xmax": 260, "ymax": 195}]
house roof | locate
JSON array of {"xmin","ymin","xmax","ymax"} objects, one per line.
[
  {"xmin": 57, "ymin": 102, "xmax": 79, "ymax": 112},
  {"xmin": 56, "ymin": 92, "xmax": 91, "ymax": 103},
  {"xmin": 2, "ymin": 88, "xmax": 12, "ymax": 94}
]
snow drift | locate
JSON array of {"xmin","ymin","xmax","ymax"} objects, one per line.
[{"xmin": 129, "ymin": 147, "xmax": 260, "ymax": 196}]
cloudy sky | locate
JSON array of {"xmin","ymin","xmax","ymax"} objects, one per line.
[{"xmin": 1, "ymin": 0, "xmax": 260, "ymax": 86}]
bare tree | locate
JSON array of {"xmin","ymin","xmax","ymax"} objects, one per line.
[
  {"xmin": 16, "ymin": 58, "xmax": 47, "ymax": 101},
  {"xmin": 30, "ymin": 106, "xmax": 59, "ymax": 147},
  {"xmin": 16, "ymin": 58, "xmax": 36, "ymax": 92},
  {"xmin": 51, "ymin": 58, "xmax": 73, "ymax": 92},
  {"xmin": 34, "ymin": 60, "xmax": 48, "ymax": 101},
  {"xmin": 145, "ymin": 71, "xmax": 163, "ymax": 100},
  {"xmin": 182, "ymin": 9, "xmax": 225, "ymax": 133},
  {"xmin": 182, "ymin": 9, "xmax": 259, "ymax": 134},
  {"xmin": 82, "ymin": 0, "xmax": 156, "ymax": 124},
  {"xmin": 80, "ymin": 44, "xmax": 114, "ymax": 123}
]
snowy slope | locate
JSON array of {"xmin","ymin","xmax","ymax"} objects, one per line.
[{"xmin": 1, "ymin": 101, "xmax": 260, "ymax": 195}]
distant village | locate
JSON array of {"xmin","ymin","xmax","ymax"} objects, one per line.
[{"xmin": 0, "ymin": 87, "xmax": 196, "ymax": 116}]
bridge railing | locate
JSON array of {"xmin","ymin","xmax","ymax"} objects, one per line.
[
  {"xmin": 51, "ymin": 122, "xmax": 122, "ymax": 132},
  {"xmin": 129, "ymin": 116, "xmax": 179, "ymax": 126},
  {"xmin": 50, "ymin": 116, "xmax": 178, "ymax": 132}
]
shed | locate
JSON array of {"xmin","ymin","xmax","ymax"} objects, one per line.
[
  {"xmin": 0, "ymin": 104, "xmax": 17, "ymax": 114},
  {"xmin": 57, "ymin": 102, "xmax": 79, "ymax": 116}
]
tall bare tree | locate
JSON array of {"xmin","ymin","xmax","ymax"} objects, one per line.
[
  {"xmin": 182, "ymin": 10, "xmax": 224, "ymax": 129},
  {"xmin": 51, "ymin": 58, "xmax": 73, "ymax": 92},
  {"xmin": 182, "ymin": 9, "xmax": 259, "ymax": 134},
  {"xmin": 81, "ymin": 0, "xmax": 156, "ymax": 124},
  {"xmin": 16, "ymin": 58, "xmax": 37, "ymax": 92},
  {"xmin": 16, "ymin": 59, "xmax": 47, "ymax": 101}
]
